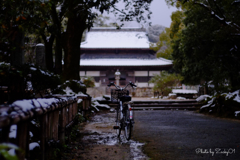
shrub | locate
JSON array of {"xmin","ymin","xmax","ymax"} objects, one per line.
[{"xmin": 82, "ymin": 77, "xmax": 95, "ymax": 88}]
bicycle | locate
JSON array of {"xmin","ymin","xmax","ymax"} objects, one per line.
[{"xmin": 107, "ymin": 81, "xmax": 137, "ymax": 140}]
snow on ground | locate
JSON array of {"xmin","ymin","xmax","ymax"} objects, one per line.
[
  {"xmin": 92, "ymin": 100, "xmax": 110, "ymax": 111},
  {"xmin": 177, "ymin": 97, "xmax": 186, "ymax": 100}
]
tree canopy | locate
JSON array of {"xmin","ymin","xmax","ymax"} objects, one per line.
[
  {"xmin": 165, "ymin": 0, "xmax": 240, "ymax": 93},
  {"xmin": 150, "ymin": 10, "xmax": 184, "ymax": 60},
  {"xmin": 1, "ymin": 0, "xmax": 153, "ymax": 81}
]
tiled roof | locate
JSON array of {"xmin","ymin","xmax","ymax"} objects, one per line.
[
  {"xmin": 80, "ymin": 58, "xmax": 172, "ymax": 66},
  {"xmin": 81, "ymin": 52, "xmax": 156, "ymax": 59},
  {"xmin": 81, "ymin": 27, "xmax": 150, "ymax": 49}
]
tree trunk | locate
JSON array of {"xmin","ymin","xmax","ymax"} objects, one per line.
[
  {"xmin": 42, "ymin": 34, "xmax": 54, "ymax": 71},
  {"xmin": 11, "ymin": 28, "xmax": 24, "ymax": 67},
  {"xmin": 204, "ymin": 82, "xmax": 208, "ymax": 95},
  {"xmin": 51, "ymin": 3, "xmax": 63, "ymax": 74},
  {"xmin": 55, "ymin": 37, "xmax": 62, "ymax": 74},
  {"xmin": 62, "ymin": 15, "xmax": 86, "ymax": 81}
]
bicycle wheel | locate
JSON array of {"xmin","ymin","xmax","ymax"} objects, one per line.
[
  {"xmin": 115, "ymin": 108, "xmax": 121, "ymax": 137},
  {"xmin": 124, "ymin": 106, "xmax": 132, "ymax": 140}
]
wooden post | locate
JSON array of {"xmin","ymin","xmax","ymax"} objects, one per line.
[
  {"xmin": 69, "ymin": 103, "xmax": 73, "ymax": 122},
  {"xmin": 66, "ymin": 104, "xmax": 69, "ymax": 124},
  {"xmin": 73, "ymin": 102, "xmax": 77, "ymax": 117},
  {"xmin": 82, "ymin": 98, "xmax": 86, "ymax": 116},
  {"xmin": 52, "ymin": 110, "xmax": 59, "ymax": 141},
  {"xmin": 40, "ymin": 114, "xmax": 48, "ymax": 160},
  {"xmin": 16, "ymin": 122, "xmax": 29, "ymax": 160},
  {"xmin": 0, "ymin": 125, "xmax": 10, "ymax": 143},
  {"xmin": 59, "ymin": 107, "xmax": 66, "ymax": 144},
  {"xmin": 48, "ymin": 112, "xmax": 53, "ymax": 139}
]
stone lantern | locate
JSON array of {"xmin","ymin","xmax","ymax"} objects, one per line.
[{"xmin": 115, "ymin": 69, "xmax": 121, "ymax": 86}]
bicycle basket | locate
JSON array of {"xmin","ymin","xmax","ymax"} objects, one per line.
[{"xmin": 111, "ymin": 89, "xmax": 129, "ymax": 103}]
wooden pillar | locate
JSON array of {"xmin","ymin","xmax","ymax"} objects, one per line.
[
  {"xmin": 40, "ymin": 114, "xmax": 48, "ymax": 160},
  {"xmin": 73, "ymin": 102, "xmax": 77, "ymax": 117},
  {"xmin": 0, "ymin": 126, "xmax": 10, "ymax": 143},
  {"xmin": 68, "ymin": 103, "xmax": 73, "ymax": 122},
  {"xmin": 66, "ymin": 105, "xmax": 69, "ymax": 124},
  {"xmin": 52, "ymin": 110, "xmax": 59, "ymax": 141},
  {"xmin": 59, "ymin": 107, "xmax": 66, "ymax": 144},
  {"xmin": 48, "ymin": 112, "xmax": 53, "ymax": 139},
  {"xmin": 16, "ymin": 122, "xmax": 29, "ymax": 160},
  {"xmin": 82, "ymin": 98, "xmax": 86, "ymax": 116}
]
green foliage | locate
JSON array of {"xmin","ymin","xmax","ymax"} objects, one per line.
[
  {"xmin": 28, "ymin": 65, "xmax": 61, "ymax": 94},
  {"xmin": 52, "ymin": 79, "xmax": 87, "ymax": 95},
  {"xmin": 149, "ymin": 71, "xmax": 183, "ymax": 96},
  {"xmin": 147, "ymin": 24, "xmax": 166, "ymax": 43},
  {"xmin": 150, "ymin": 10, "xmax": 184, "ymax": 60},
  {"xmin": 150, "ymin": 28, "xmax": 173, "ymax": 60},
  {"xmin": 74, "ymin": 113, "xmax": 85, "ymax": 123},
  {"xmin": 83, "ymin": 77, "xmax": 95, "ymax": 88},
  {"xmin": 0, "ymin": 143, "xmax": 21, "ymax": 160},
  {"xmin": 167, "ymin": 0, "xmax": 240, "ymax": 93},
  {"xmin": 61, "ymin": 80, "xmax": 86, "ymax": 94},
  {"xmin": 0, "ymin": 62, "xmax": 63, "ymax": 101},
  {"xmin": 1, "ymin": 0, "xmax": 154, "ymax": 81},
  {"xmin": 0, "ymin": 0, "xmax": 51, "ymax": 63},
  {"xmin": 0, "ymin": 62, "xmax": 21, "ymax": 86},
  {"xmin": 200, "ymin": 92, "xmax": 240, "ymax": 117}
]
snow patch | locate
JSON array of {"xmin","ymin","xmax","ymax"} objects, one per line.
[
  {"xmin": 196, "ymin": 95, "xmax": 212, "ymax": 102},
  {"xmin": 9, "ymin": 125, "xmax": 17, "ymax": 138},
  {"xmin": 29, "ymin": 142, "xmax": 40, "ymax": 150}
]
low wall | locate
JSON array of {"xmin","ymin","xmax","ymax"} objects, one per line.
[
  {"xmin": 133, "ymin": 87, "xmax": 154, "ymax": 97},
  {"xmin": 87, "ymin": 87, "xmax": 154, "ymax": 98},
  {"xmin": 0, "ymin": 95, "xmax": 91, "ymax": 160}
]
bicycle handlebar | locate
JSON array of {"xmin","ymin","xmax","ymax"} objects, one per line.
[{"xmin": 107, "ymin": 81, "xmax": 137, "ymax": 89}]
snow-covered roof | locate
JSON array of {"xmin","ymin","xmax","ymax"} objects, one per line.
[
  {"xmin": 172, "ymin": 89, "xmax": 198, "ymax": 94},
  {"xmin": 81, "ymin": 27, "xmax": 150, "ymax": 49},
  {"xmin": 80, "ymin": 58, "xmax": 172, "ymax": 66}
]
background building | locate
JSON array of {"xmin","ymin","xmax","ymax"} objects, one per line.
[{"xmin": 80, "ymin": 27, "xmax": 173, "ymax": 88}]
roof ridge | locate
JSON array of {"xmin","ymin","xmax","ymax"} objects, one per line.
[{"xmin": 90, "ymin": 27, "xmax": 146, "ymax": 32}]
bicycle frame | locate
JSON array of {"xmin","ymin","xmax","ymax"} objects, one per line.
[{"xmin": 108, "ymin": 81, "xmax": 136, "ymax": 140}]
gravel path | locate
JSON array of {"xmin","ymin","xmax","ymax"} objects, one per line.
[{"xmin": 132, "ymin": 110, "xmax": 240, "ymax": 160}]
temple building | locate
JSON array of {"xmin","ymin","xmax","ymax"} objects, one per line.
[{"xmin": 80, "ymin": 27, "xmax": 173, "ymax": 87}]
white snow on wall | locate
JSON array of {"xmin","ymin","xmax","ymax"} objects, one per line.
[{"xmin": 172, "ymin": 89, "xmax": 198, "ymax": 94}]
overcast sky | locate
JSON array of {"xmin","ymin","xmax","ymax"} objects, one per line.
[
  {"xmin": 149, "ymin": 0, "xmax": 178, "ymax": 27},
  {"xmin": 105, "ymin": 0, "xmax": 178, "ymax": 28}
]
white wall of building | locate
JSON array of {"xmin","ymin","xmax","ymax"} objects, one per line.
[
  {"xmin": 149, "ymin": 71, "xmax": 160, "ymax": 76},
  {"xmin": 136, "ymin": 82, "xmax": 149, "ymax": 87},
  {"xmin": 134, "ymin": 71, "xmax": 148, "ymax": 76},
  {"xmin": 86, "ymin": 71, "xmax": 100, "ymax": 76},
  {"xmin": 79, "ymin": 71, "xmax": 86, "ymax": 77}
]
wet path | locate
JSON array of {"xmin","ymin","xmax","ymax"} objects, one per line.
[
  {"xmin": 133, "ymin": 110, "xmax": 240, "ymax": 160},
  {"xmin": 78, "ymin": 111, "xmax": 148, "ymax": 160}
]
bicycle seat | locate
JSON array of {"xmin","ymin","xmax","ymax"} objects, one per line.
[{"xmin": 119, "ymin": 95, "xmax": 131, "ymax": 102}]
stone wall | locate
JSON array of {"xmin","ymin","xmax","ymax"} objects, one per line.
[
  {"xmin": 87, "ymin": 87, "xmax": 154, "ymax": 98},
  {"xmin": 133, "ymin": 87, "xmax": 154, "ymax": 97}
]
